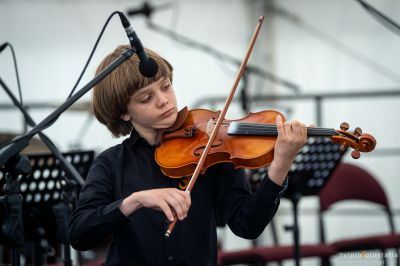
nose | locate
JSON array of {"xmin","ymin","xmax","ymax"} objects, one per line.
[{"xmin": 156, "ymin": 92, "xmax": 169, "ymax": 108}]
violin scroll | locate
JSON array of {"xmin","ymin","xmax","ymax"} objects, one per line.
[{"xmin": 331, "ymin": 122, "xmax": 376, "ymax": 159}]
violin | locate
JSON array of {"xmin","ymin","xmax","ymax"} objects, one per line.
[
  {"xmin": 160, "ymin": 16, "xmax": 376, "ymax": 237},
  {"xmin": 155, "ymin": 108, "xmax": 377, "ymax": 178}
]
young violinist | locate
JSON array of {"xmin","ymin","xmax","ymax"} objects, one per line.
[{"xmin": 68, "ymin": 44, "xmax": 308, "ymax": 266}]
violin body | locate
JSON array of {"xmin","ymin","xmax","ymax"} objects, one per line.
[
  {"xmin": 155, "ymin": 108, "xmax": 376, "ymax": 178},
  {"xmin": 155, "ymin": 108, "xmax": 285, "ymax": 178}
]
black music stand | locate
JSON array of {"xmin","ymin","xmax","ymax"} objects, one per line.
[
  {"xmin": 0, "ymin": 150, "xmax": 94, "ymax": 266},
  {"xmin": 283, "ymin": 137, "xmax": 347, "ymax": 266}
]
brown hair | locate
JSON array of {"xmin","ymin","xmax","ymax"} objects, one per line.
[{"xmin": 92, "ymin": 45, "xmax": 173, "ymax": 137}]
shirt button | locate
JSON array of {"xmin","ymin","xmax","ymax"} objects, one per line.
[{"xmin": 167, "ymin": 255, "xmax": 173, "ymax": 261}]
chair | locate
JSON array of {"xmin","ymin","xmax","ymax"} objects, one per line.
[
  {"xmin": 218, "ymin": 239, "xmax": 335, "ymax": 266},
  {"xmin": 318, "ymin": 162, "xmax": 400, "ymax": 266},
  {"xmin": 217, "ymin": 207, "xmax": 335, "ymax": 266}
]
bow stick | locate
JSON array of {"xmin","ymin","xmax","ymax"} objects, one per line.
[{"xmin": 165, "ymin": 16, "xmax": 265, "ymax": 237}]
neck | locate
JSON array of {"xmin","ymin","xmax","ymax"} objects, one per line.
[{"xmin": 132, "ymin": 125, "xmax": 157, "ymax": 145}]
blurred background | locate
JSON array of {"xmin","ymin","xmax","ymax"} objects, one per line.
[{"xmin": 0, "ymin": 0, "xmax": 399, "ymax": 265}]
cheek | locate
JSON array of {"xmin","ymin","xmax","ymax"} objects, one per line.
[
  {"xmin": 130, "ymin": 105, "xmax": 157, "ymax": 123},
  {"xmin": 136, "ymin": 113, "xmax": 153, "ymax": 123}
]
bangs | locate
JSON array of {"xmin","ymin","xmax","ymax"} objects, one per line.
[{"xmin": 124, "ymin": 51, "xmax": 173, "ymax": 95}]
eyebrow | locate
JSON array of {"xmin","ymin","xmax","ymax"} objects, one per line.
[{"xmin": 134, "ymin": 88, "xmax": 151, "ymax": 98}]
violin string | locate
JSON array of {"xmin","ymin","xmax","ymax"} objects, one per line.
[
  {"xmin": 234, "ymin": 122, "xmax": 333, "ymax": 132},
  {"xmin": 194, "ymin": 120, "xmax": 340, "ymax": 137},
  {"xmin": 230, "ymin": 122, "xmax": 337, "ymax": 136}
]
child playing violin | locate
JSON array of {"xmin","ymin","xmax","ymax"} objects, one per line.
[{"xmin": 68, "ymin": 44, "xmax": 308, "ymax": 266}]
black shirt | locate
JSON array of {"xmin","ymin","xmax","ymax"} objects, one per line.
[{"xmin": 68, "ymin": 129, "xmax": 287, "ymax": 266}]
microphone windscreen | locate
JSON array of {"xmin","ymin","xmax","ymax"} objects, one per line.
[{"xmin": 139, "ymin": 58, "xmax": 159, "ymax": 78}]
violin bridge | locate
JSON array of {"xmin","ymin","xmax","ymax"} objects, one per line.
[{"xmin": 206, "ymin": 118, "xmax": 214, "ymax": 137}]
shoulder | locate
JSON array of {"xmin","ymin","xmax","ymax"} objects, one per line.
[
  {"xmin": 95, "ymin": 137, "xmax": 132, "ymax": 162},
  {"xmin": 84, "ymin": 143, "xmax": 125, "ymax": 184},
  {"xmin": 94, "ymin": 144, "xmax": 121, "ymax": 163},
  {"xmin": 90, "ymin": 139, "xmax": 131, "ymax": 172}
]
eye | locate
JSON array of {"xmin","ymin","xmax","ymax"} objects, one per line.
[
  {"xmin": 162, "ymin": 84, "xmax": 170, "ymax": 91},
  {"xmin": 140, "ymin": 95, "xmax": 152, "ymax": 103}
]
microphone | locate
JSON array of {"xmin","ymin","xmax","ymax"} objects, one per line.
[
  {"xmin": 0, "ymin": 42, "xmax": 9, "ymax": 53},
  {"xmin": 118, "ymin": 12, "xmax": 158, "ymax": 78},
  {"xmin": 126, "ymin": 2, "xmax": 171, "ymax": 18}
]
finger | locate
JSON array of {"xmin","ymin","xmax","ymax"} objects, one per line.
[
  {"xmin": 169, "ymin": 190, "xmax": 191, "ymax": 221},
  {"xmin": 301, "ymin": 123, "xmax": 307, "ymax": 138},
  {"xmin": 276, "ymin": 115, "xmax": 285, "ymax": 136},
  {"xmin": 292, "ymin": 120, "xmax": 308, "ymax": 142},
  {"xmin": 283, "ymin": 121, "xmax": 292, "ymax": 135},
  {"xmin": 176, "ymin": 190, "xmax": 192, "ymax": 215},
  {"xmin": 166, "ymin": 195, "xmax": 185, "ymax": 221},
  {"xmin": 168, "ymin": 190, "xmax": 191, "ymax": 220},
  {"xmin": 160, "ymin": 202, "xmax": 175, "ymax": 222},
  {"xmin": 179, "ymin": 190, "xmax": 192, "ymax": 211},
  {"xmin": 185, "ymin": 191, "xmax": 191, "ymax": 208},
  {"xmin": 292, "ymin": 120, "xmax": 307, "ymax": 139},
  {"xmin": 291, "ymin": 120, "xmax": 301, "ymax": 135}
]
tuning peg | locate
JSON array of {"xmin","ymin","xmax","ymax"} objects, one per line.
[
  {"xmin": 339, "ymin": 144, "xmax": 347, "ymax": 152},
  {"xmin": 351, "ymin": 150, "xmax": 361, "ymax": 159},
  {"xmin": 340, "ymin": 122, "xmax": 349, "ymax": 131},
  {"xmin": 354, "ymin": 127, "xmax": 362, "ymax": 137}
]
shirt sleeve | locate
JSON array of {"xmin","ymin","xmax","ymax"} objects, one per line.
[
  {"xmin": 68, "ymin": 151, "xmax": 131, "ymax": 251},
  {"xmin": 214, "ymin": 163, "xmax": 287, "ymax": 239}
]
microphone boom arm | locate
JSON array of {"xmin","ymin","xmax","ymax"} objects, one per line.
[{"xmin": 0, "ymin": 77, "xmax": 85, "ymax": 186}]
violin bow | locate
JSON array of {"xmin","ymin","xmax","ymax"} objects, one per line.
[{"xmin": 165, "ymin": 16, "xmax": 265, "ymax": 237}]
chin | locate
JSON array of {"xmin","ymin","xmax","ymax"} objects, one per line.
[
  {"xmin": 159, "ymin": 112, "xmax": 178, "ymax": 129},
  {"xmin": 167, "ymin": 113, "xmax": 178, "ymax": 127}
]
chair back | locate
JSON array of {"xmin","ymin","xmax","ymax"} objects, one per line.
[
  {"xmin": 318, "ymin": 162, "xmax": 396, "ymax": 243},
  {"xmin": 319, "ymin": 163, "xmax": 389, "ymax": 212}
]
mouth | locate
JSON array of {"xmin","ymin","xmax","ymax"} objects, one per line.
[{"xmin": 161, "ymin": 107, "xmax": 176, "ymax": 118}]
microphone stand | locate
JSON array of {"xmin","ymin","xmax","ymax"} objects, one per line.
[
  {"xmin": 0, "ymin": 77, "xmax": 85, "ymax": 187},
  {"xmin": 0, "ymin": 66, "xmax": 87, "ymax": 266},
  {"xmin": 52, "ymin": 184, "xmax": 75, "ymax": 266},
  {"xmin": 0, "ymin": 47, "xmax": 135, "ymax": 266},
  {"xmin": 0, "ymin": 154, "xmax": 31, "ymax": 266}
]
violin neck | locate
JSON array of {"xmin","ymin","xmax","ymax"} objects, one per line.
[{"xmin": 227, "ymin": 122, "xmax": 337, "ymax": 137}]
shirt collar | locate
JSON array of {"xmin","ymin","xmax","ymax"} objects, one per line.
[
  {"xmin": 127, "ymin": 128, "xmax": 141, "ymax": 147},
  {"xmin": 127, "ymin": 128, "xmax": 155, "ymax": 148}
]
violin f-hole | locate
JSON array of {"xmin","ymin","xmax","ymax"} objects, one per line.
[{"xmin": 193, "ymin": 139, "xmax": 224, "ymax": 156}]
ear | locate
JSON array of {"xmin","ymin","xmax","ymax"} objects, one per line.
[{"xmin": 121, "ymin": 114, "xmax": 131, "ymax": 122}]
